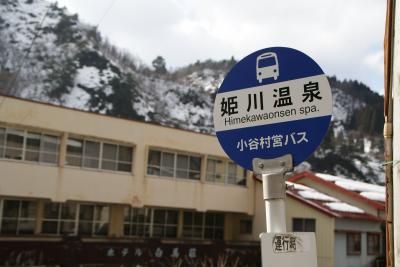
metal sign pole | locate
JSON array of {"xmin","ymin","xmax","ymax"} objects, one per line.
[{"xmin": 253, "ymin": 154, "xmax": 293, "ymax": 233}]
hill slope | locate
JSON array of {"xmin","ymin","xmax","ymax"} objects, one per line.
[{"xmin": 0, "ymin": 0, "xmax": 384, "ymax": 184}]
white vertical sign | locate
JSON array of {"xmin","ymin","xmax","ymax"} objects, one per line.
[{"xmin": 260, "ymin": 232, "xmax": 318, "ymax": 267}]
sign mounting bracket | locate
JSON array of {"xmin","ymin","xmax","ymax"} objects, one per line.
[{"xmin": 253, "ymin": 154, "xmax": 293, "ymax": 233}]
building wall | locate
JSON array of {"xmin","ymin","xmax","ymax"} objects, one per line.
[
  {"xmin": 253, "ymin": 181, "xmax": 335, "ymax": 267},
  {"xmin": 295, "ymin": 177, "xmax": 381, "ymax": 217},
  {"xmin": 334, "ymin": 219, "xmax": 382, "ymax": 267},
  {"xmin": 0, "ymin": 96, "xmax": 369, "ymax": 267},
  {"xmin": 286, "ymin": 196, "xmax": 335, "ymax": 267},
  {"xmin": 0, "ymin": 96, "xmax": 254, "ymax": 215}
]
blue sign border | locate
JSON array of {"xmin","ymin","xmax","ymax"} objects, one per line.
[{"xmin": 214, "ymin": 47, "xmax": 332, "ymax": 170}]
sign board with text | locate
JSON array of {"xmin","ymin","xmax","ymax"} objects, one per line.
[
  {"xmin": 213, "ymin": 47, "xmax": 332, "ymax": 170},
  {"xmin": 260, "ymin": 232, "xmax": 318, "ymax": 267}
]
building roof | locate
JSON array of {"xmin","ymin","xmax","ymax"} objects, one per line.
[
  {"xmin": 288, "ymin": 172, "xmax": 385, "ymax": 211},
  {"xmin": 253, "ymin": 174, "xmax": 383, "ymax": 221},
  {"xmin": 286, "ymin": 182, "xmax": 382, "ymax": 221},
  {"xmin": 0, "ymin": 94, "xmax": 216, "ymax": 138}
]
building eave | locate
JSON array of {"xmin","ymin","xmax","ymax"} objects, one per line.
[{"xmin": 288, "ymin": 172, "xmax": 385, "ymax": 211}]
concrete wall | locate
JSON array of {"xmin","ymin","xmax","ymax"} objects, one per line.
[{"xmin": 334, "ymin": 219, "xmax": 382, "ymax": 267}]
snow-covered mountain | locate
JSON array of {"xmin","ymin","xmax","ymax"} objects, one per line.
[{"xmin": 0, "ymin": 0, "xmax": 384, "ymax": 184}]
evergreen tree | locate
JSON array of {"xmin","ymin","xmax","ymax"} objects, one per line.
[
  {"xmin": 44, "ymin": 58, "xmax": 76, "ymax": 100},
  {"xmin": 108, "ymin": 74, "xmax": 143, "ymax": 120},
  {"xmin": 152, "ymin": 56, "xmax": 167, "ymax": 74}
]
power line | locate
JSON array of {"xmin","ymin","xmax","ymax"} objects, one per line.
[
  {"xmin": 0, "ymin": 1, "xmax": 54, "ymax": 111},
  {"xmin": 5, "ymin": 2, "xmax": 53, "ymax": 96},
  {"xmin": 95, "ymin": 0, "xmax": 118, "ymax": 29},
  {"xmin": 1, "ymin": 0, "xmax": 118, "ymax": 110}
]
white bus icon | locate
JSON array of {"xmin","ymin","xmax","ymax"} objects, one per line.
[{"xmin": 256, "ymin": 52, "xmax": 279, "ymax": 83}]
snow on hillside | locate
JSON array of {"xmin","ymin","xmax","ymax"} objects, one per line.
[
  {"xmin": 183, "ymin": 68, "xmax": 224, "ymax": 93},
  {"xmin": 331, "ymin": 87, "xmax": 365, "ymax": 124},
  {"xmin": 0, "ymin": 0, "xmax": 385, "ymax": 185}
]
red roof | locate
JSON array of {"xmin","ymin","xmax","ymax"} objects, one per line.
[
  {"xmin": 288, "ymin": 172, "xmax": 385, "ymax": 211},
  {"xmin": 253, "ymin": 175, "xmax": 383, "ymax": 222},
  {"xmin": 287, "ymin": 187, "xmax": 382, "ymax": 221}
]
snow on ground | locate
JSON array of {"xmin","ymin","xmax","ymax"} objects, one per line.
[
  {"xmin": 364, "ymin": 138, "xmax": 372, "ymax": 153},
  {"xmin": 63, "ymin": 86, "xmax": 90, "ymax": 109},
  {"xmin": 75, "ymin": 66, "xmax": 102, "ymax": 89},
  {"xmin": 364, "ymin": 159, "xmax": 385, "ymax": 183},
  {"xmin": 134, "ymin": 98, "xmax": 153, "ymax": 121}
]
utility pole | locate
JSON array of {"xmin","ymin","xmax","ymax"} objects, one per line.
[{"xmin": 385, "ymin": 0, "xmax": 397, "ymax": 266}]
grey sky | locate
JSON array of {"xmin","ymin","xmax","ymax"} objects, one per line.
[{"xmin": 57, "ymin": 0, "xmax": 386, "ymax": 94}]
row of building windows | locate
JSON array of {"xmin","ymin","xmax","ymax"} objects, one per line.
[
  {"xmin": 147, "ymin": 150, "xmax": 246, "ymax": 185},
  {"xmin": 0, "ymin": 125, "xmax": 247, "ymax": 186},
  {"xmin": 0, "ymin": 128, "xmax": 59, "ymax": 164},
  {"xmin": 0, "ymin": 199, "xmax": 225, "ymax": 240},
  {"xmin": 147, "ymin": 150, "xmax": 201, "ymax": 180},
  {"xmin": 66, "ymin": 138, "xmax": 133, "ymax": 172}
]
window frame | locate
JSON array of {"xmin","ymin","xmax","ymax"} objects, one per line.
[
  {"xmin": 146, "ymin": 148, "xmax": 202, "ymax": 181},
  {"xmin": 346, "ymin": 232, "xmax": 362, "ymax": 255},
  {"xmin": 123, "ymin": 207, "xmax": 152, "ymax": 237},
  {"xmin": 0, "ymin": 127, "xmax": 5, "ymax": 158},
  {"xmin": 41, "ymin": 202, "xmax": 78, "ymax": 235},
  {"xmin": 175, "ymin": 154, "xmax": 202, "ymax": 180},
  {"xmin": 40, "ymin": 202, "xmax": 110, "ymax": 237},
  {"xmin": 292, "ymin": 218, "xmax": 316, "ymax": 232},
  {"xmin": 78, "ymin": 203, "xmax": 109, "ymax": 237},
  {"xmin": 123, "ymin": 207, "xmax": 179, "ymax": 239},
  {"xmin": 182, "ymin": 211, "xmax": 205, "ymax": 239},
  {"xmin": 0, "ymin": 126, "xmax": 60, "ymax": 165},
  {"xmin": 0, "ymin": 199, "xmax": 38, "ymax": 235},
  {"xmin": 367, "ymin": 232, "xmax": 380, "ymax": 255},
  {"xmin": 204, "ymin": 212, "xmax": 224, "ymax": 240},
  {"xmin": 65, "ymin": 136, "xmax": 134, "ymax": 174},
  {"xmin": 206, "ymin": 157, "xmax": 247, "ymax": 186},
  {"xmin": 182, "ymin": 211, "xmax": 224, "ymax": 240}
]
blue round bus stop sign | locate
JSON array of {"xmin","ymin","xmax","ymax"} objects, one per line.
[{"xmin": 214, "ymin": 47, "xmax": 332, "ymax": 171}]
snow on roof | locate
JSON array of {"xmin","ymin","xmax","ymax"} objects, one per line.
[
  {"xmin": 360, "ymin": 192, "xmax": 386, "ymax": 202},
  {"xmin": 286, "ymin": 181, "xmax": 368, "ymax": 217},
  {"xmin": 323, "ymin": 202, "xmax": 364, "ymax": 214},
  {"xmin": 287, "ymin": 182, "xmax": 339, "ymax": 202},
  {"xmin": 316, "ymin": 173, "xmax": 385, "ymax": 203}
]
